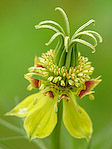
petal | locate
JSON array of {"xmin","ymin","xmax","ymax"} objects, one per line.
[
  {"xmin": 34, "ymin": 56, "xmax": 44, "ymax": 68},
  {"xmin": 78, "ymin": 76, "xmax": 102, "ymax": 98},
  {"xmin": 6, "ymin": 93, "xmax": 41, "ymax": 117},
  {"xmin": 63, "ymin": 92, "xmax": 93, "ymax": 141},
  {"xmin": 25, "ymin": 75, "xmax": 41, "ymax": 89},
  {"xmin": 24, "ymin": 91, "xmax": 57, "ymax": 139}
]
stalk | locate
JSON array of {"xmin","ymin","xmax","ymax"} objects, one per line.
[
  {"xmin": 0, "ymin": 118, "xmax": 47, "ymax": 149},
  {"xmin": 71, "ymin": 44, "xmax": 78, "ymax": 67},
  {"xmin": 50, "ymin": 101, "xmax": 63, "ymax": 149},
  {"xmin": 65, "ymin": 47, "xmax": 72, "ymax": 70}
]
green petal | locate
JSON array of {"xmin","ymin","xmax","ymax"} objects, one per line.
[
  {"xmin": 6, "ymin": 93, "xmax": 40, "ymax": 117},
  {"xmin": 24, "ymin": 93, "xmax": 57, "ymax": 139},
  {"xmin": 63, "ymin": 93, "xmax": 93, "ymax": 141}
]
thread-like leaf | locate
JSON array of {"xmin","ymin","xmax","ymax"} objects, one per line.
[
  {"xmin": 73, "ymin": 31, "xmax": 97, "ymax": 47},
  {"xmin": 65, "ymin": 47, "xmax": 72, "ymax": 70},
  {"xmin": 86, "ymin": 30, "xmax": 103, "ymax": 43},
  {"xmin": 35, "ymin": 25, "xmax": 59, "ymax": 33},
  {"xmin": 64, "ymin": 36, "xmax": 69, "ymax": 52},
  {"xmin": 58, "ymin": 48, "xmax": 66, "ymax": 67},
  {"xmin": 71, "ymin": 44, "xmax": 78, "ymax": 67},
  {"xmin": 45, "ymin": 32, "xmax": 64, "ymax": 46},
  {"xmin": 54, "ymin": 38, "xmax": 64, "ymax": 64},
  {"xmin": 71, "ymin": 39, "xmax": 95, "ymax": 53},
  {"xmin": 39, "ymin": 20, "xmax": 65, "ymax": 35},
  {"xmin": 71, "ymin": 47, "xmax": 75, "ymax": 67},
  {"xmin": 72, "ymin": 19, "xmax": 95, "ymax": 39},
  {"xmin": 55, "ymin": 7, "xmax": 70, "ymax": 36},
  {"xmin": 54, "ymin": 38, "xmax": 61, "ymax": 53}
]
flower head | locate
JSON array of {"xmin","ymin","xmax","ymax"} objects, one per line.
[{"xmin": 6, "ymin": 7, "xmax": 102, "ymax": 141}]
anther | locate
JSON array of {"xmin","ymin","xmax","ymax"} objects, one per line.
[{"xmin": 61, "ymin": 80, "xmax": 65, "ymax": 86}]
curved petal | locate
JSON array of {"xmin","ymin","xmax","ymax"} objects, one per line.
[
  {"xmin": 24, "ymin": 91, "xmax": 57, "ymax": 139},
  {"xmin": 63, "ymin": 93, "xmax": 93, "ymax": 141},
  {"xmin": 6, "ymin": 93, "xmax": 40, "ymax": 117},
  {"xmin": 78, "ymin": 76, "xmax": 102, "ymax": 98}
]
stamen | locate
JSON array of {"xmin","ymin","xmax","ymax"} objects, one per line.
[
  {"xmin": 33, "ymin": 96, "xmax": 38, "ymax": 105},
  {"xmin": 61, "ymin": 80, "xmax": 65, "ymax": 86},
  {"xmin": 25, "ymin": 49, "xmax": 95, "ymax": 89}
]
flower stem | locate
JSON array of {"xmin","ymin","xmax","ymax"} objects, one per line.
[
  {"xmin": 0, "ymin": 118, "xmax": 22, "ymax": 134},
  {"xmin": 50, "ymin": 101, "xmax": 63, "ymax": 149},
  {"xmin": 0, "ymin": 118, "xmax": 47, "ymax": 149},
  {"xmin": 0, "ymin": 136, "xmax": 25, "ymax": 142}
]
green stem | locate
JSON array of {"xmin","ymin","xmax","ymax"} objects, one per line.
[
  {"xmin": 71, "ymin": 44, "xmax": 78, "ymax": 67},
  {"xmin": 0, "ymin": 136, "xmax": 25, "ymax": 142},
  {"xmin": 0, "ymin": 118, "xmax": 47, "ymax": 149},
  {"xmin": 87, "ymin": 137, "xmax": 92, "ymax": 149},
  {"xmin": 0, "ymin": 118, "xmax": 22, "ymax": 134},
  {"xmin": 74, "ymin": 44, "xmax": 78, "ymax": 66},
  {"xmin": 50, "ymin": 101, "xmax": 63, "ymax": 149}
]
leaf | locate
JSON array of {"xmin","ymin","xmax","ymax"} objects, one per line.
[
  {"xmin": 45, "ymin": 32, "xmax": 64, "ymax": 46},
  {"xmin": 86, "ymin": 30, "xmax": 103, "ymax": 43},
  {"xmin": 55, "ymin": 7, "xmax": 70, "ymax": 36},
  {"xmin": 39, "ymin": 20, "xmax": 65, "ymax": 34},
  {"xmin": 64, "ymin": 36, "xmax": 69, "ymax": 52},
  {"xmin": 72, "ymin": 19, "xmax": 95, "ymax": 39},
  {"xmin": 71, "ymin": 39, "xmax": 96, "ymax": 53},
  {"xmin": 72, "ymin": 31, "xmax": 98, "ymax": 47},
  {"xmin": 35, "ymin": 25, "xmax": 59, "ymax": 33}
]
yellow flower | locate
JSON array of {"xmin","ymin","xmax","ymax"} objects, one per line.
[
  {"xmin": 7, "ymin": 87, "xmax": 93, "ymax": 140},
  {"xmin": 6, "ymin": 7, "xmax": 102, "ymax": 141},
  {"xmin": 6, "ymin": 51, "xmax": 101, "ymax": 140}
]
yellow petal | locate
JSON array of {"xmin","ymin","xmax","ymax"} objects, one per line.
[
  {"xmin": 6, "ymin": 93, "xmax": 40, "ymax": 117},
  {"xmin": 24, "ymin": 91, "xmax": 57, "ymax": 139},
  {"xmin": 63, "ymin": 92, "xmax": 93, "ymax": 141}
]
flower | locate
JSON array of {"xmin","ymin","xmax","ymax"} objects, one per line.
[{"xmin": 6, "ymin": 7, "xmax": 102, "ymax": 141}]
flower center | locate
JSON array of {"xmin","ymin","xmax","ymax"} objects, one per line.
[{"xmin": 27, "ymin": 50, "xmax": 94, "ymax": 88}]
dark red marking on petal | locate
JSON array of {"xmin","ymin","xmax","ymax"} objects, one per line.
[
  {"xmin": 61, "ymin": 94, "xmax": 68, "ymax": 98},
  {"xmin": 78, "ymin": 90, "xmax": 87, "ymax": 98},
  {"xmin": 31, "ymin": 78, "xmax": 40, "ymax": 88},
  {"xmin": 85, "ymin": 80, "xmax": 94, "ymax": 90},
  {"xmin": 67, "ymin": 99, "xmax": 70, "ymax": 102},
  {"xmin": 37, "ymin": 64, "xmax": 44, "ymax": 68},
  {"xmin": 78, "ymin": 80, "xmax": 98, "ymax": 98},
  {"xmin": 60, "ymin": 94, "xmax": 70, "ymax": 102},
  {"xmin": 45, "ymin": 91, "xmax": 54, "ymax": 99}
]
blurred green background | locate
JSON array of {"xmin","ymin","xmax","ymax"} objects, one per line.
[{"xmin": 0, "ymin": 0, "xmax": 112, "ymax": 148}]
